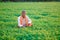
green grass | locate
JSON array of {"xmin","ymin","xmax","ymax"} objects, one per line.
[{"xmin": 0, "ymin": 2, "xmax": 60, "ymax": 40}]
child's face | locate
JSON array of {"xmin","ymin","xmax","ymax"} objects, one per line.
[{"xmin": 22, "ymin": 11, "xmax": 26, "ymax": 18}]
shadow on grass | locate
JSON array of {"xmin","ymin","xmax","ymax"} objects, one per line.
[
  {"xmin": 33, "ymin": 16, "xmax": 40, "ymax": 19},
  {"xmin": 40, "ymin": 12, "xmax": 49, "ymax": 16},
  {"xmin": 14, "ymin": 14, "xmax": 20, "ymax": 17},
  {"xmin": 28, "ymin": 14, "xmax": 41, "ymax": 19},
  {"xmin": 51, "ymin": 16, "xmax": 58, "ymax": 18},
  {"xmin": 41, "ymin": 13, "xmax": 48, "ymax": 16}
]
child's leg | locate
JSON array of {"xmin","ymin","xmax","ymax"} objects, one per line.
[{"xmin": 28, "ymin": 23, "xmax": 32, "ymax": 26}]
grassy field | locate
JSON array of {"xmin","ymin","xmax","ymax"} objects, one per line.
[{"xmin": 0, "ymin": 2, "xmax": 60, "ymax": 40}]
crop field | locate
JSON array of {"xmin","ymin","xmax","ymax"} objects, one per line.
[{"xmin": 0, "ymin": 2, "xmax": 60, "ymax": 40}]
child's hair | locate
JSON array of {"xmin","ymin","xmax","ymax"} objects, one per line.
[{"xmin": 22, "ymin": 10, "xmax": 26, "ymax": 12}]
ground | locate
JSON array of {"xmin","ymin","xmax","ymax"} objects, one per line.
[{"xmin": 0, "ymin": 2, "xmax": 60, "ymax": 40}]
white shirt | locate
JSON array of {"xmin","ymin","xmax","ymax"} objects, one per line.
[{"xmin": 18, "ymin": 15, "xmax": 32, "ymax": 27}]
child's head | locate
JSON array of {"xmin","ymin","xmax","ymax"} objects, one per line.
[{"xmin": 21, "ymin": 10, "xmax": 26, "ymax": 18}]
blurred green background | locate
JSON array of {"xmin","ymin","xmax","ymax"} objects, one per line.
[{"xmin": 0, "ymin": 2, "xmax": 60, "ymax": 40}]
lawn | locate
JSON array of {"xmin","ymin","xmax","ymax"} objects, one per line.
[{"xmin": 0, "ymin": 2, "xmax": 60, "ymax": 40}]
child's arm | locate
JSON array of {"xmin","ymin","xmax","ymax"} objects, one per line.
[
  {"xmin": 26, "ymin": 16, "xmax": 32, "ymax": 24},
  {"xmin": 18, "ymin": 16, "xmax": 23, "ymax": 27}
]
